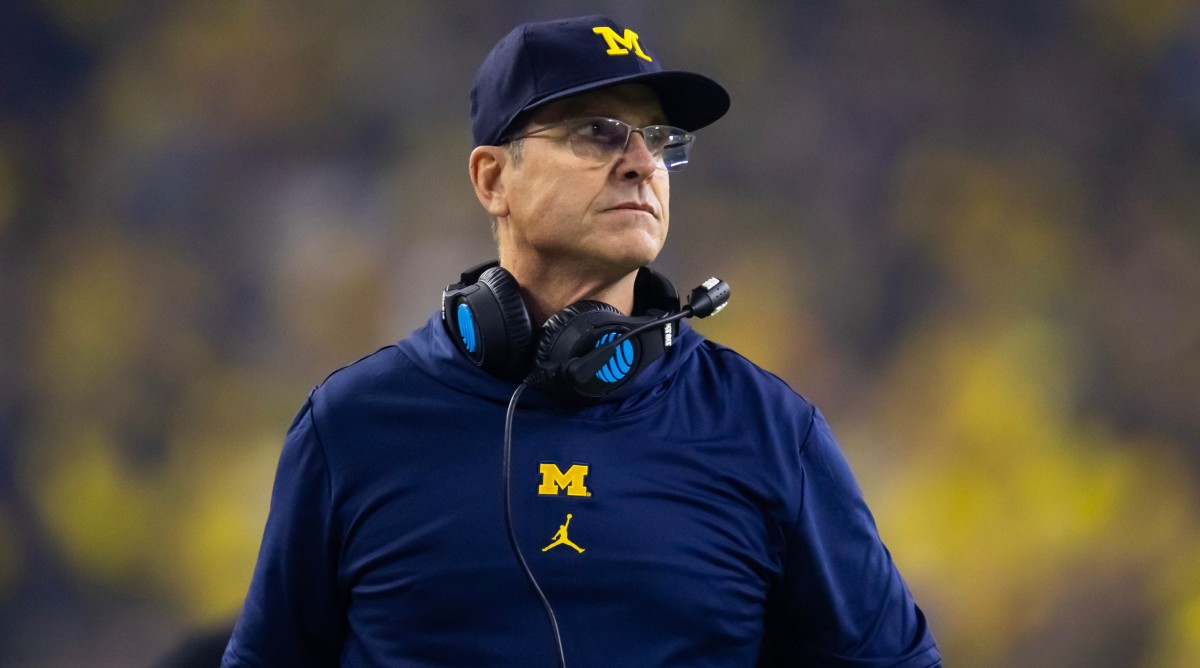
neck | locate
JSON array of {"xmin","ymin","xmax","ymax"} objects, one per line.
[{"xmin": 502, "ymin": 259, "xmax": 638, "ymax": 326}]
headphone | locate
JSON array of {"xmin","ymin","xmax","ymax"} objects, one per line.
[{"xmin": 442, "ymin": 260, "xmax": 729, "ymax": 405}]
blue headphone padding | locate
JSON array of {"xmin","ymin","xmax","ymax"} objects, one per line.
[{"xmin": 456, "ymin": 303, "xmax": 477, "ymax": 353}]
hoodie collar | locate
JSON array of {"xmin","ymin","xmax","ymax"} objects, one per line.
[{"xmin": 399, "ymin": 311, "xmax": 703, "ymax": 418}]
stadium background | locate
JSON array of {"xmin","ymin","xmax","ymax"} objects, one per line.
[{"xmin": 1, "ymin": 0, "xmax": 1198, "ymax": 665}]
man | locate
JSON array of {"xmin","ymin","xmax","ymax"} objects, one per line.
[{"xmin": 223, "ymin": 15, "xmax": 940, "ymax": 667}]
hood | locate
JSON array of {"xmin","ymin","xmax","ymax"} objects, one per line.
[{"xmin": 398, "ymin": 311, "xmax": 706, "ymax": 418}]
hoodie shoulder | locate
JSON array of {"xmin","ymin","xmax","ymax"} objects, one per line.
[
  {"xmin": 309, "ymin": 344, "xmax": 411, "ymax": 412},
  {"xmin": 691, "ymin": 336, "xmax": 815, "ymax": 412}
]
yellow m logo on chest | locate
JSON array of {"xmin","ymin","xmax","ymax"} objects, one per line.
[
  {"xmin": 592, "ymin": 26, "xmax": 652, "ymax": 62},
  {"xmin": 538, "ymin": 463, "xmax": 590, "ymax": 496}
]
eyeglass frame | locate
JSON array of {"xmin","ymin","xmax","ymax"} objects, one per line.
[{"xmin": 499, "ymin": 116, "xmax": 697, "ymax": 172}]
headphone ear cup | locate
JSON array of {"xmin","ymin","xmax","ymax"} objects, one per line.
[
  {"xmin": 536, "ymin": 300, "xmax": 621, "ymax": 368},
  {"xmin": 474, "ymin": 266, "xmax": 535, "ymax": 377}
]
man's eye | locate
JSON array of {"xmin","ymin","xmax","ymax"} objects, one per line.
[
  {"xmin": 574, "ymin": 120, "xmax": 623, "ymax": 144},
  {"xmin": 572, "ymin": 121, "xmax": 600, "ymax": 136}
]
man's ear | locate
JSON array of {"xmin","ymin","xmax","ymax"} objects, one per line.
[{"xmin": 469, "ymin": 146, "xmax": 510, "ymax": 218}]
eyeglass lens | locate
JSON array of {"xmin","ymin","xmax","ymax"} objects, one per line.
[{"xmin": 567, "ymin": 118, "xmax": 693, "ymax": 171}]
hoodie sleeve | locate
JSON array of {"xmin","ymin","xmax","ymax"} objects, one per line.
[
  {"xmin": 222, "ymin": 399, "xmax": 345, "ymax": 667},
  {"xmin": 761, "ymin": 409, "xmax": 941, "ymax": 667}
]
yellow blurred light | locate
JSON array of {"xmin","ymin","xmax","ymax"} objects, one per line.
[
  {"xmin": 891, "ymin": 140, "xmax": 1088, "ymax": 308},
  {"xmin": 687, "ymin": 241, "xmax": 810, "ymax": 376},
  {"xmin": 30, "ymin": 427, "xmax": 155, "ymax": 584},
  {"xmin": 36, "ymin": 233, "xmax": 141, "ymax": 398},
  {"xmin": 168, "ymin": 484, "xmax": 264, "ymax": 621},
  {"xmin": 157, "ymin": 422, "xmax": 277, "ymax": 623},
  {"xmin": 1144, "ymin": 593, "xmax": 1200, "ymax": 668},
  {"xmin": 1083, "ymin": 0, "xmax": 1192, "ymax": 53},
  {"xmin": 867, "ymin": 316, "xmax": 1200, "ymax": 665}
]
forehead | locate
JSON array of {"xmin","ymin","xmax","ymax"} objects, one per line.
[{"xmin": 530, "ymin": 83, "xmax": 667, "ymax": 126}]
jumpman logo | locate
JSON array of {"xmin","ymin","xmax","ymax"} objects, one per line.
[{"xmin": 542, "ymin": 513, "xmax": 585, "ymax": 554}]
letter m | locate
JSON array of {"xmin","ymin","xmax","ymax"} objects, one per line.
[
  {"xmin": 538, "ymin": 463, "xmax": 590, "ymax": 496},
  {"xmin": 592, "ymin": 26, "xmax": 653, "ymax": 62}
]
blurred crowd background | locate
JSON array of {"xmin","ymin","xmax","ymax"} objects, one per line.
[{"xmin": 1, "ymin": 0, "xmax": 1198, "ymax": 665}]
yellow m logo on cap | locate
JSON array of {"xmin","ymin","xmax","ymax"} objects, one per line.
[
  {"xmin": 592, "ymin": 26, "xmax": 652, "ymax": 62},
  {"xmin": 538, "ymin": 463, "xmax": 590, "ymax": 496}
]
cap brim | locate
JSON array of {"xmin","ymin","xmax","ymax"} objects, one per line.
[{"xmin": 519, "ymin": 70, "xmax": 730, "ymax": 133}]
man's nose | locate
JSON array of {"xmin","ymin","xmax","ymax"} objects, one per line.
[{"xmin": 615, "ymin": 131, "xmax": 658, "ymax": 180}]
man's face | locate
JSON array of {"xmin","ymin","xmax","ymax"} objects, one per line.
[{"xmin": 498, "ymin": 83, "xmax": 671, "ymax": 282}]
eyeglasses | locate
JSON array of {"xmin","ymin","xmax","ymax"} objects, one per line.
[{"xmin": 502, "ymin": 117, "xmax": 696, "ymax": 171}]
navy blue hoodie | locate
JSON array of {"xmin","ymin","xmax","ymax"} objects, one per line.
[{"xmin": 223, "ymin": 313, "xmax": 940, "ymax": 667}]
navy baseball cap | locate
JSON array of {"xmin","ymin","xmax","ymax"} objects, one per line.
[{"xmin": 470, "ymin": 15, "xmax": 730, "ymax": 147}]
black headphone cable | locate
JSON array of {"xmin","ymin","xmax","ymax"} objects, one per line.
[{"xmin": 503, "ymin": 381, "xmax": 568, "ymax": 668}]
